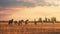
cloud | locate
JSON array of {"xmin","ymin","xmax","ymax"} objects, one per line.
[
  {"xmin": 0, "ymin": 0, "xmax": 35, "ymax": 7},
  {"xmin": 0, "ymin": 0, "xmax": 60, "ymax": 8},
  {"xmin": 0, "ymin": 12, "xmax": 11, "ymax": 20},
  {"xmin": 0, "ymin": 14, "xmax": 10, "ymax": 16},
  {"xmin": 35, "ymin": 0, "xmax": 60, "ymax": 6}
]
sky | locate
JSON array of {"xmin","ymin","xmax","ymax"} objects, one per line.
[{"xmin": 0, "ymin": 0, "xmax": 60, "ymax": 21}]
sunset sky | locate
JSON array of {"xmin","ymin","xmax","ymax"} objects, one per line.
[{"xmin": 0, "ymin": 0, "xmax": 60, "ymax": 21}]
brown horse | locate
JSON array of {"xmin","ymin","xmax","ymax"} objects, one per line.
[{"xmin": 8, "ymin": 19, "xmax": 13, "ymax": 25}]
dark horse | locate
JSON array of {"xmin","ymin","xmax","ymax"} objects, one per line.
[
  {"xmin": 34, "ymin": 19, "xmax": 37, "ymax": 25},
  {"xmin": 25, "ymin": 20, "xmax": 29, "ymax": 25},
  {"xmin": 8, "ymin": 19, "xmax": 13, "ymax": 25},
  {"xmin": 18, "ymin": 20, "xmax": 24, "ymax": 25}
]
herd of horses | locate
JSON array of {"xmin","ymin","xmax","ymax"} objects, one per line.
[
  {"xmin": 8, "ymin": 18, "xmax": 57, "ymax": 25},
  {"xmin": 8, "ymin": 19, "xmax": 30, "ymax": 25}
]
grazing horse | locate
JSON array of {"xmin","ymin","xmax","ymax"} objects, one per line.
[
  {"xmin": 18, "ymin": 20, "xmax": 22, "ymax": 25},
  {"xmin": 8, "ymin": 19, "xmax": 13, "ymax": 25},
  {"xmin": 34, "ymin": 19, "xmax": 37, "ymax": 25},
  {"xmin": 14, "ymin": 21, "xmax": 17, "ymax": 24},
  {"xmin": 34, "ymin": 21, "xmax": 37, "ymax": 25},
  {"xmin": 25, "ymin": 20, "xmax": 29, "ymax": 25},
  {"xmin": 18, "ymin": 20, "xmax": 24, "ymax": 25}
]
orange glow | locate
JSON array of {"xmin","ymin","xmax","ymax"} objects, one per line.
[{"xmin": 8, "ymin": 6, "xmax": 60, "ymax": 21}]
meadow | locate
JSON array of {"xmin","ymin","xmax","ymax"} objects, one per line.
[{"xmin": 0, "ymin": 22, "xmax": 60, "ymax": 34}]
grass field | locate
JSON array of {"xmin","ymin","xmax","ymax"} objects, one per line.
[{"xmin": 0, "ymin": 22, "xmax": 60, "ymax": 34}]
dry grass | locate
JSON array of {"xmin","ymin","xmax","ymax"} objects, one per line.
[{"xmin": 0, "ymin": 22, "xmax": 60, "ymax": 34}]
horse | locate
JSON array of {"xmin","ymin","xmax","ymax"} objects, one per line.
[{"xmin": 8, "ymin": 19, "xmax": 13, "ymax": 25}]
